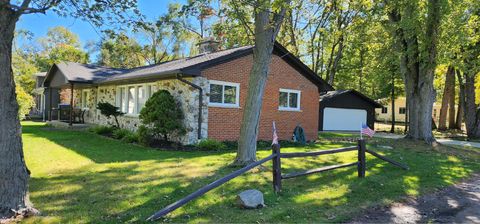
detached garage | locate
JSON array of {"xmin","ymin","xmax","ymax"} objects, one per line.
[{"xmin": 319, "ymin": 90, "xmax": 383, "ymax": 131}]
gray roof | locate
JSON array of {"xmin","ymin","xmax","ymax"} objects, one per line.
[
  {"xmin": 98, "ymin": 46, "xmax": 252, "ymax": 83},
  {"xmin": 43, "ymin": 42, "xmax": 333, "ymax": 90},
  {"xmin": 55, "ymin": 62, "xmax": 128, "ymax": 83}
]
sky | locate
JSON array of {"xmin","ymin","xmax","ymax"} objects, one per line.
[{"xmin": 16, "ymin": 0, "xmax": 185, "ymax": 48}]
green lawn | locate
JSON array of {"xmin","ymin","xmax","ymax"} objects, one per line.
[{"xmin": 22, "ymin": 121, "xmax": 480, "ymax": 223}]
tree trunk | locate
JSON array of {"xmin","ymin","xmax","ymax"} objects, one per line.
[
  {"xmin": 463, "ymin": 72, "xmax": 480, "ymax": 138},
  {"xmin": 0, "ymin": 9, "xmax": 31, "ymax": 218},
  {"xmin": 390, "ymin": 71, "xmax": 395, "ymax": 133},
  {"xmin": 438, "ymin": 66, "xmax": 454, "ymax": 130},
  {"xmin": 455, "ymin": 69, "xmax": 464, "ymax": 130},
  {"xmin": 235, "ymin": 1, "xmax": 289, "ymax": 166},
  {"xmin": 327, "ymin": 35, "xmax": 344, "ymax": 85},
  {"xmin": 388, "ymin": 0, "xmax": 441, "ymax": 144},
  {"xmin": 448, "ymin": 67, "xmax": 456, "ymax": 129}
]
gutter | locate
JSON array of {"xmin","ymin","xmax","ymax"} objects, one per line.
[{"xmin": 176, "ymin": 74, "xmax": 203, "ymax": 140}]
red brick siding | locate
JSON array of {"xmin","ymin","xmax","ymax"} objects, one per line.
[{"xmin": 203, "ymin": 54, "xmax": 319, "ymax": 142}]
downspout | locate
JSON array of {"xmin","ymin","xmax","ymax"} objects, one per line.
[{"xmin": 176, "ymin": 74, "xmax": 203, "ymax": 140}]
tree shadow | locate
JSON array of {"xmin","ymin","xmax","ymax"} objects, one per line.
[{"xmin": 23, "ymin": 123, "xmax": 480, "ymax": 223}]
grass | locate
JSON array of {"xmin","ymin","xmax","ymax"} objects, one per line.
[{"xmin": 22, "ymin": 121, "xmax": 480, "ymax": 223}]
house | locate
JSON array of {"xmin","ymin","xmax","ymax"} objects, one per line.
[
  {"xmin": 42, "ymin": 41, "xmax": 333, "ymax": 144},
  {"xmin": 318, "ymin": 90, "xmax": 383, "ymax": 131},
  {"xmin": 375, "ymin": 97, "xmax": 457, "ymax": 124}
]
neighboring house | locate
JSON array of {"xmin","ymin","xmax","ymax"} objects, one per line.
[
  {"xmin": 319, "ymin": 90, "xmax": 383, "ymax": 131},
  {"xmin": 375, "ymin": 97, "xmax": 457, "ymax": 124},
  {"xmin": 42, "ymin": 41, "xmax": 333, "ymax": 144}
]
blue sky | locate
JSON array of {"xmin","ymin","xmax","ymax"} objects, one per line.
[{"xmin": 16, "ymin": 0, "xmax": 185, "ymax": 48}]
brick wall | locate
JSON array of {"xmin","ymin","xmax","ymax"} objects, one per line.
[{"xmin": 203, "ymin": 54, "xmax": 319, "ymax": 142}]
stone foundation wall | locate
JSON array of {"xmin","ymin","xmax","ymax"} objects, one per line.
[{"xmin": 75, "ymin": 77, "xmax": 208, "ymax": 145}]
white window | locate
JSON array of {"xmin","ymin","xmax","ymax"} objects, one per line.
[
  {"xmin": 279, "ymin": 88, "xmax": 301, "ymax": 111},
  {"xmin": 81, "ymin": 90, "xmax": 89, "ymax": 109},
  {"xmin": 116, "ymin": 83, "xmax": 157, "ymax": 115},
  {"xmin": 208, "ymin": 80, "xmax": 240, "ymax": 108}
]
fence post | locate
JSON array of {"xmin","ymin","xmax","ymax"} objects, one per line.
[
  {"xmin": 357, "ymin": 139, "xmax": 366, "ymax": 178},
  {"xmin": 272, "ymin": 144, "xmax": 282, "ymax": 193}
]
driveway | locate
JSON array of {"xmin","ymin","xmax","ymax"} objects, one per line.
[{"xmin": 350, "ymin": 174, "xmax": 480, "ymax": 223}]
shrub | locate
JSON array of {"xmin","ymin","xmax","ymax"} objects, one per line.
[
  {"xmin": 196, "ymin": 139, "xmax": 227, "ymax": 151},
  {"xmin": 137, "ymin": 125, "xmax": 154, "ymax": 146},
  {"xmin": 112, "ymin": 128, "xmax": 132, "ymax": 139},
  {"xmin": 88, "ymin": 125, "xmax": 115, "ymax": 135},
  {"xmin": 121, "ymin": 132, "xmax": 138, "ymax": 143},
  {"xmin": 16, "ymin": 84, "xmax": 35, "ymax": 120},
  {"xmin": 139, "ymin": 90, "xmax": 185, "ymax": 142},
  {"xmin": 96, "ymin": 102, "xmax": 124, "ymax": 127}
]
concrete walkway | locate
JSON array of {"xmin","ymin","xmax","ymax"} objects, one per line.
[
  {"xmin": 436, "ymin": 139, "xmax": 480, "ymax": 148},
  {"xmin": 374, "ymin": 133, "xmax": 480, "ymax": 148}
]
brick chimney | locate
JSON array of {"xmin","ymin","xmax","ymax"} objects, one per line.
[{"xmin": 197, "ymin": 38, "xmax": 220, "ymax": 54}]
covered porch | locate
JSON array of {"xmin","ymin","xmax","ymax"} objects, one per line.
[{"xmin": 43, "ymin": 63, "xmax": 95, "ymax": 126}]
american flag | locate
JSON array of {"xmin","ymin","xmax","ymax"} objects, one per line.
[
  {"xmin": 272, "ymin": 121, "xmax": 279, "ymax": 145},
  {"xmin": 361, "ymin": 123, "xmax": 375, "ymax": 138}
]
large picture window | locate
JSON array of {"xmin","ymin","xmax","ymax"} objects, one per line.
[
  {"xmin": 279, "ymin": 88, "xmax": 301, "ymax": 111},
  {"xmin": 116, "ymin": 83, "xmax": 157, "ymax": 115},
  {"xmin": 208, "ymin": 80, "xmax": 240, "ymax": 108}
]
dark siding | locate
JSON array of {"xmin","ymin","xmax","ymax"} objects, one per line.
[
  {"xmin": 319, "ymin": 93, "xmax": 377, "ymax": 131},
  {"xmin": 45, "ymin": 88, "xmax": 60, "ymax": 120}
]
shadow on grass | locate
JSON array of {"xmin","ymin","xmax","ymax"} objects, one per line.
[{"xmin": 23, "ymin": 122, "xmax": 480, "ymax": 223}]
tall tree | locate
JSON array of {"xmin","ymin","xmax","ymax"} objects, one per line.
[
  {"xmin": 233, "ymin": 0, "xmax": 291, "ymax": 165},
  {"xmin": 0, "ymin": 0, "xmax": 140, "ymax": 219},
  {"xmin": 456, "ymin": 1, "xmax": 479, "ymax": 138},
  {"xmin": 99, "ymin": 33, "xmax": 145, "ymax": 68},
  {"xmin": 386, "ymin": 0, "xmax": 445, "ymax": 143},
  {"xmin": 438, "ymin": 66, "xmax": 455, "ymax": 130}
]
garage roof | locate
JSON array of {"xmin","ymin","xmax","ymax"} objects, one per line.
[{"xmin": 320, "ymin": 90, "xmax": 383, "ymax": 108}]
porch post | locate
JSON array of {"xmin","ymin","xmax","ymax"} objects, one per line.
[
  {"xmin": 69, "ymin": 83, "xmax": 74, "ymax": 126},
  {"xmin": 48, "ymin": 87, "xmax": 52, "ymax": 121}
]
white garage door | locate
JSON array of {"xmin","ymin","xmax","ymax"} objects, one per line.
[{"xmin": 323, "ymin": 107, "xmax": 367, "ymax": 131}]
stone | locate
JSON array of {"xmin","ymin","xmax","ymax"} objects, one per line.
[{"xmin": 237, "ymin": 189, "xmax": 265, "ymax": 209}]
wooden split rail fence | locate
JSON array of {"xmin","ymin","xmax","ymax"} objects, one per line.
[{"xmin": 147, "ymin": 139, "xmax": 408, "ymax": 221}]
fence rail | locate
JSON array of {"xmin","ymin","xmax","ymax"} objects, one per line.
[
  {"xmin": 279, "ymin": 146, "xmax": 357, "ymax": 158},
  {"xmin": 147, "ymin": 139, "xmax": 408, "ymax": 221}
]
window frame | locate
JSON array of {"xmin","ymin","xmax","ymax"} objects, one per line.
[
  {"xmin": 399, "ymin": 107, "xmax": 406, "ymax": 114},
  {"xmin": 81, "ymin": 89, "xmax": 89, "ymax": 109},
  {"xmin": 208, "ymin": 80, "xmax": 240, "ymax": 108},
  {"xmin": 116, "ymin": 83, "xmax": 156, "ymax": 116},
  {"xmin": 381, "ymin": 107, "xmax": 388, "ymax": 114},
  {"xmin": 278, "ymin": 88, "xmax": 301, "ymax": 111}
]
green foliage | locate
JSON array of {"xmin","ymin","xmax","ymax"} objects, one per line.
[
  {"xmin": 196, "ymin": 139, "xmax": 227, "ymax": 151},
  {"xmin": 99, "ymin": 33, "xmax": 145, "ymax": 68},
  {"xmin": 16, "ymin": 84, "xmax": 35, "ymax": 120},
  {"xmin": 88, "ymin": 125, "xmax": 115, "ymax": 135},
  {"xmin": 112, "ymin": 128, "xmax": 132, "ymax": 140},
  {"xmin": 139, "ymin": 90, "xmax": 185, "ymax": 142},
  {"xmin": 33, "ymin": 26, "xmax": 90, "ymax": 71},
  {"xmin": 96, "ymin": 102, "xmax": 124, "ymax": 127},
  {"xmin": 137, "ymin": 125, "xmax": 154, "ymax": 146},
  {"xmin": 121, "ymin": 132, "xmax": 139, "ymax": 143}
]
